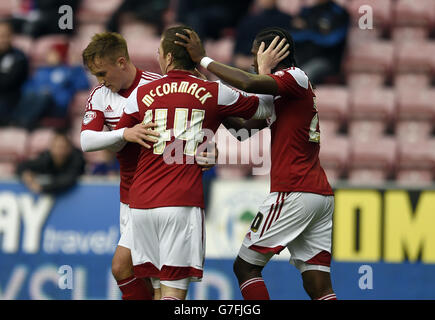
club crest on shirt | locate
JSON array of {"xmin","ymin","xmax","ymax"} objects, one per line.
[
  {"xmin": 274, "ymin": 70, "xmax": 285, "ymax": 77},
  {"xmin": 83, "ymin": 111, "xmax": 96, "ymax": 125}
]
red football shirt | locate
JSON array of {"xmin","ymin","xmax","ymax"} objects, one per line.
[
  {"xmin": 116, "ymin": 69, "xmax": 261, "ymax": 209},
  {"xmin": 267, "ymin": 67, "xmax": 333, "ymax": 195}
]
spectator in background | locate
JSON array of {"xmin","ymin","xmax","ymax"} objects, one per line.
[
  {"xmin": 291, "ymin": 0, "xmax": 349, "ymax": 85},
  {"xmin": 0, "ymin": 20, "xmax": 29, "ymax": 126},
  {"xmin": 233, "ymin": 0, "xmax": 292, "ymax": 71},
  {"xmin": 176, "ymin": 0, "xmax": 253, "ymax": 41},
  {"xmin": 106, "ymin": 0, "xmax": 171, "ymax": 35},
  {"xmin": 10, "ymin": 41, "xmax": 89, "ymax": 129},
  {"xmin": 10, "ymin": 0, "xmax": 80, "ymax": 38},
  {"xmin": 16, "ymin": 129, "xmax": 85, "ymax": 194}
]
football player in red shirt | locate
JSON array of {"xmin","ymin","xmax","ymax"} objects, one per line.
[
  {"xmin": 80, "ymin": 32, "xmax": 216, "ymax": 300},
  {"xmin": 116, "ymin": 25, "xmax": 274, "ymax": 300},
  {"xmin": 176, "ymin": 27, "xmax": 337, "ymax": 301}
]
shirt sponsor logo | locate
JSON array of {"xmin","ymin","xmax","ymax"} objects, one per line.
[{"xmin": 83, "ymin": 111, "xmax": 96, "ymax": 125}]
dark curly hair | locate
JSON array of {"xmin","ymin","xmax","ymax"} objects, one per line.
[{"xmin": 254, "ymin": 27, "xmax": 298, "ymax": 70}]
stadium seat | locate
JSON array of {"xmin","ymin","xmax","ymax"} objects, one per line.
[
  {"xmin": 0, "ymin": 161, "xmax": 16, "ymax": 178},
  {"xmin": 68, "ymin": 23, "xmax": 106, "ymax": 62},
  {"xmin": 77, "ymin": 0, "xmax": 123, "ymax": 23},
  {"xmin": 396, "ymin": 88, "xmax": 435, "ymax": 120},
  {"xmin": 347, "ymin": 73, "xmax": 385, "ymax": 89},
  {"xmin": 348, "ymin": 120, "xmax": 386, "ymax": 143},
  {"xmin": 67, "ymin": 37, "xmax": 90, "ymax": 65},
  {"xmin": 345, "ymin": 40, "xmax": 394, "ymax": 75},
  {"xmin": 349, "ymin": 136, "xmax": 397, "ymax": 173},
  {"xmin": 133, "ymin": 56, "xmax": 162, "ymax": 76},
  {"xmin": 204, "ymin": 36, "xmax": 235, "ymax": 65},
  {"xmin": 348, "ymin": 168, "xmax": 388, "ymax": 186},
  {"xmin": 74, "ymin": 22, "xmax": 105, "ymax": 43},
  {"xmin": 395, "ymin": 120, "xmax": 433, "ymax": 144},
  {"xmin": 397, "ymin": 139, "xmax": 435, "ymax": 170},
  {"xmin": 346, "ymin": 0, "xmax": 393, "ymax": 29},
  {"xmin": 349, "ymin": 88, "xmax": 395, "ymax": 122},
  {"xmin": 122, "ymin": 30, "xmax": 162, "ymax": 74},
  {"xmin": 394, "ymin": 40, "xmax": 434, "ymax": 73},
  {"xmin": 396, "ymin": 169, "xmax": 433, "ymax": 186},
  {"xmin": 322, "ymin": 167, "xmax": 341, "ymax": 186},
  {"xmin": 428, "ymin": 43, "xmax": 435, "ymax": 76},
  {"xmin": 120, "ymin": 21, "xmax": 158, "ymax": 40},
  {"xmin": 346, "ymin": 27, "xmax": 381, "ymax": 48},
  {"xmin": 30, "ymin": 35, "xmax": 69, "ymax": 67},
  {"xmin": 0, "ymin": 0, "xmax": 14, "ymax": 16},
  {"xmin": 315, "ymin": 86, "xmax": 349, "ymax": 124},
  {"xmin": 27, "ymin": 128, "xmax": 55, "ymax": 159},
  {"xmin": 392, "ymin": 27, "xmax": 429, "ymax": 45},
  {"xmin": 394, "ymin": 73, "xmax": 431, "ymax": 90},
  {"xmin": 0, "ymin": 127, "xmax": 28, "ymax": 162},
  {"xmin": 319, "ymin": 119, "xmax": 340, "ymax": 139},
  {"xmin": 319, "ymin": 135, "xmax": 349, "ymax": 175},
  {"xmin": 393, "ymin": 0, "xmax": 435, "ymax": 27}
]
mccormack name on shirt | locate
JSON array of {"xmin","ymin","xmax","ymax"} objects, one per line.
[{"xmin": 142, "ymin": 81, "xmax": 213, "ymax": 107}]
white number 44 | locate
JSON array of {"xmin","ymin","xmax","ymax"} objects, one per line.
[{"xmin": 143, "ymin": 108, "xmax": 205, "ymax": 156}]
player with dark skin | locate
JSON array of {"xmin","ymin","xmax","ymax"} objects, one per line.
[{"xmin": 175, "ymin": 29, "xmax": 334, "ymax": 300}]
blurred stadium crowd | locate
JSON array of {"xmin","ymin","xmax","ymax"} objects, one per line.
[{"xmin": 0, "ymin": 0, "xmax": 434, "ymax": 191}]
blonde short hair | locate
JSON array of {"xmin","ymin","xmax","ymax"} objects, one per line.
[{"xmin": 82, "ymin": 32, "xmax": 130, "ymax": 68}]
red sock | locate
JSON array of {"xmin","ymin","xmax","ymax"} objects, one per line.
[
  {"xmin": 239, "ymin": 277, "xmax": 270, "ymax": 300},
  {"xmin": 317, "ymin": 293, "xmax": 337, "ymax": 300},
  {"xmin": 117, "ymin": 276, "xmax": 153, "ymax": 300}
]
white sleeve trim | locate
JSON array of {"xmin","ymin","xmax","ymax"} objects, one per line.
[
  {"xmin": 217, "ymin": 81, "xmax": 239, "ymax": 106},
  {"xmin": 285, "ymin": 68, "xmax": 309, "ymax": 89},
  {"xmin": 251, "ymin": 94, "xmax": 274, "ymax": 119},
  {"xmin": 81, "ymin": 129, "xmax": 127, "ymax": 152},
  {"xmin": 86, "ymin": 85, "xmax": 106, "ymax": 111},
  {"xmin": 124, "ymin": 87, "xmax": 140, "ymax": 114}
]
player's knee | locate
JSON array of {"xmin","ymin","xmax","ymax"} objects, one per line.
[
  {"xmin": 111, "ymin": 257, "xmax": 132, "ymax": 281},
  {"xmin": 111, "ymin": 260, "xmax": 123, "ymax": 280},
  {"xmin": 233, "ymin": 256, "xmax": 262, "ymax": 281},
  {"xmin": 302, "ymin": 271, "xmax": 333, "ymax": 299}
]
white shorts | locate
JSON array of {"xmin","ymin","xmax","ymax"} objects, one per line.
[
  {"xmin": 238, "ymin": 192, "xmax": 334, "ymax": 273},
  {"xmin": 118, "ymin": 202, "xmax": 132, "ymax": 249},
  {"xmin": 130, "ymin": 206, "xmax": 205, "ymax": 283}
]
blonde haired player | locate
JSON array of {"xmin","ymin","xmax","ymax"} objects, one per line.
[{"xmin": 80, "ymin": 32, "xmax": 215, "ymax": 300}]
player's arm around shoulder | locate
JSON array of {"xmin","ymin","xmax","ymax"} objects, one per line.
[
  {"xmin": 175, "ymin": 30, "xmax": 286, "ymax": 95},
  {"xmin": 115, "ymin": 86, "xmax": 160, "ymax": 150}
]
